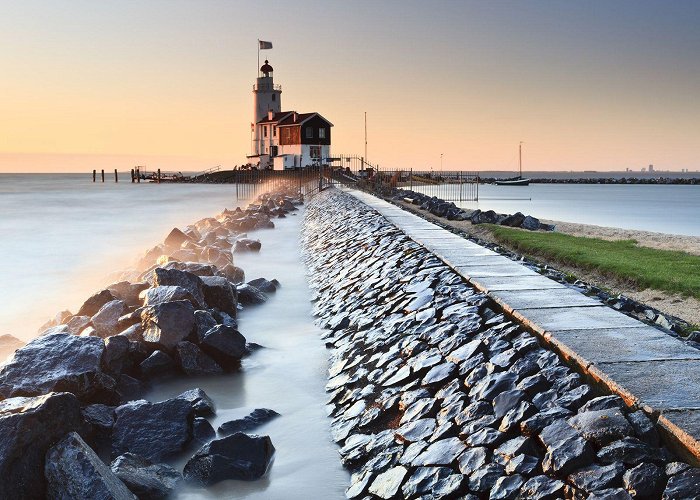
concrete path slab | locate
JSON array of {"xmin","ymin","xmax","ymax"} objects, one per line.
[{"xmin": 343, "ymin": 187, "xmax": 700, "ymax": 462}]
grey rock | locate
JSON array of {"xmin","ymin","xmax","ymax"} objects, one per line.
[
  {"xmin": 200, "ymin": 275, "xmax": 238, "ymax": 316},
  {"xmin": 139, "ymin": 350, "xmax": 177, "ymax": 378},
  {"xmin": 401, "ymin": 466, "xmax": 464, "ymax": 498},
  {"xmin": 108, "ymin": 281, "xmax": 149, "ymax": 308},
  {"xmin": 490, "ymin": 474, "xmax": 525, "ymax": 500},
  {"xmin": 193, "ymin": 417, "xmax": 216, "ymax": 443},
  {"xmin": 665, "ymin": 462, "xmax": 691, "ymax": 477},
  {"xmin": 539, "ymin": 419, "xmax": 594, "ymax": 475},
  {"xmin": 493, "ymin": 389, "xmax": 527, "ymax": 419},
  {"xmin": 183, "ymin": 433, "xmax": 275, "ymax": 485},
  {"xmin": 91, "ymin": 300, "xmax": 128, "ymax": 337},
  {"xmin": 142, "ymin": 285, "xmax": 200, "ymax": 308},
  {"xmin": 233, "ymin": 238, "xmax": 262, "ymax": 253},
  {"xmin": 153, "ymin": 267, "xmax": 207, "ymax": 307},
  {"xmin": 589, "ymin": 488, "xmax": 633, "ymax": 500},
  {"xmin": 468, "ymin": 463, "xmax": 504, "ymax": 493},
  {"xmin": 346, "ymin": 469, "xmax": 373, "ymax": 498},
  {"xmin": 627, "ymin": 410, "xmax": 659, "ymax": 447},
  {"xmin": 0, "ymin": 333, "xmax": 112, "ymax": 402},
  {"xmin": 218, "ymin": 408, "xmax": 280, "ymax": 435},
  {"xmin": 395, "ymin": 418, "xmax": 436, "ymax": 443},
  {"xmin": 623, "ymin": 462, "xmax": 665, "ymax": 499},
  {"xmin": 412, "ymin": 437, "xmax": 466, "ymax": 466},
  {"xmin": 580, "ymin": 395, "xmax": 626, "ymax": 413},
  {"xmin": 102, "ymin": 335, "xmax": 131, "ymax": 377},
  {"xmin": 368, "ymin": 465, "xmax": 408, "ymax": 499},
  {"xmin": 569, "ymin": 408, "xmax": 634, "ymax": 447},
  {"xmin": 175, "ymin": 341, "xmax": 223, "ymax": 376},
  {"xmin": 82, "ymin": 403, "xmax": 115, "ymax": 432},
  {"xmin": 457, "ymin": 446, "xmax": 488, "ymax": 475},
  {"xmin": 662, "ymin": 468, "xmax": 700, "ymax": 499},
  {"xmin": 248, "ymin": 277, "xmax": 279, "ymax": 293},
  {"xmin": 45, "ymin": 432, "xmax": 136, "ymax": 499},
  {"xmin": 164, "ymin": 227, "xmax": 191, "ymax": 249},
  {"xmin": 505, "ymin": 454, "xmax": 540, "ymax": 475},
  {"xmin": 199, "ymin": 324, "xmax": 247, "ymax": 368},
  {"xmin": 141, "ymin": 300, "xmax": 196, "ymax": 350},
  {"xmin": 176, "ymin": 388, "xmax": 216, "ymax": 417},
  {"xmin": 112, "ymin": 397, "xmax": 193, "ymax": 461},
  {"xmin": 597, "ymin": 437, "xmax": 664, "ymax": 465},
  {"xmin": 237, "ymin": 283, "xmax": 268, "ymax": 305},
  {"xmin": 111, "ymin": 452, "xmax": 181, "ymax": 499},
  {"xmin": 567, "ymin": 462, "xmax": 625, "ymax": 493},
  {"xmin": 0, "ymin": 392, "xmax": 82, "ymax": 499},
  {"xmin": 518, "ymin": 475, "xmax": 565, "ymax": 499}
]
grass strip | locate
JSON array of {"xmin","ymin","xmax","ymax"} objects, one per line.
[{"xmin": 486, "ymin": 225, "xmax": 700, "ymax": 300}]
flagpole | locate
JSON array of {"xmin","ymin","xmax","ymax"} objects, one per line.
[{"xmin": 257, "ymin": 39, "xmax": 259, "ymax": 77}]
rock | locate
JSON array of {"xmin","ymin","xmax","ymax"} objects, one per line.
[
  {"xmin": 142, "ymin": 285, "xmax": 200, "ymax": 308},
  {"xmin": 141, "ymin": 300, "xmax": 196, "ymax": 350},
  {"xmin": 111, "ymin": 452, "xmax": 181, "ymax": 499},
  {"xmin": 116, "ymin": 374, "xmax": 144, "ymax": 402},
  {"xmin": 568, "ymin": 463, "xmax": 625, "ymax": 493},
  {"xmin": 395, "ymin": 418, "xmax": 436, "ymax": 443},
  {"xmin": 500, "ymin": 212, "xmax": 525, "ymax": 227},
  {"xmin": 183, "ymin": 432, "xmax": 275, "ymax": 484},
  {"xmin": 218, "ymin": 408, "xmax": 280, "ymax": 435},
  {"xmin": 92, "ymin": 300, "xmax": 128, "ymax": 337},
  {"xmin": 139, "ymin": 350, "xmax": 177, "ymax": 378},
  {"xmin": 569, "ymin": 408, "xmax": 634, "ymax": 446},
  {"xmin": 220, "ymin": 263, "xmax": 245, "ymax": 284},
  {"xmin": 193, "ymin": 417, "xmax": 216, "ymax": 443},
  {"xmin": 78, "ymin": 289, "xmax": 117, "ymax": 317},
  {"xmin": 0, "ymin": 392, "xmax": 82, "ymax": 499},
  {"xmin": 45, "ymin": 432, "xmax": 136, "ymax": 499},
  {"xmin": 102, "ymin": 335, "xmax": 131, "ymax": 376},
  {"xmin": 248, "ymin": 277, "xmax": 279, "ymax": 293},
  {"xmin": 521, "ymin": 215, "xmax": 541, "ymax": 231},
  {"xmin": 505, "ymin": 454, "xmax": 540, "ymax": 476},
  {"xmin": 490, "ymin": 474, "xmax": 525, "ymax": 499},
  {"xmin": 66, "ymin": 315, "xmax": 92, "ymax": 335},
  {"xmin": 412, "ymin": 437, "xmax": 467, "ymax": 466},
  {"xmin": 112, "ymin": 397, "xmax": 193, "ymax": 461},
  {"xmin": 0, "ymin": 333, "xmax": 113, "ymax": 402},
  {"xmin": 0, "ymin": 334, "xmax": 24, "ymax": 361},
  {"xmin": 367, "ymin": 465, "xmax": 408, "ymax": 499},
  {"xmin": 519, "ymin": 475, "xmax": 565, "ymax": 499},
  {"xmin": 663, "ymin": 468, "xmax": 700, "ymax": 499},
  {"xmin": 623, "ymin": 462, "xmax": 665, "ymax": 498},
  {"xmin": 539, "ymin": 419, "xmax": 594, "ymax": 475},
  {"xmin": 108, "ymin": 281, "xmax": 150, "ymax": 308},
  {"xmin": 580, "ymin": 395, "xmax": 626, "ymax": 413},
  {"xmin": 665, "ymin": 462, "xmax": 691, "ymax": 477},
  {"xmin": 175, "ymin": 341, "xmax": 223, "ymax": 376},
  {"xmin": 468, "ymin": 463, "xmax": 504, "ymax": 493},
  {"xmin": 83, "ymin": 403, "xmax": 116, "ymax": 433},
  {"xmin": 457, "ymin": 446, "xmax": 488, "ymax": 475},
  {"xmin": 200, "ymin": 276, "xmax": 238, "ymax": 316},
  {"xmin": 233, "ymin": 238, "xmax": 262, "ymax": 253},
  {"xmin": 236, "ymin": 283, "xmax": 268, "ymax": 305},
  {"xmin": 153, "ymin": 268, "xmax": 206, "ymax": 307},
  {"xmin": 164, "ymin": 227, "xmax": 191, "ymax": 249},
  {"xmin": 198, "ymin": 324, "xmax": 247, "ymax": 368},
  {"xmin": 627, "ymin": 410, "xmax": 659, "ymax": 447},
  {"xmin": 176, "ymin": 388, "xmax": 216, "ymax": 417},
  {"xmin": 194, "ymin": 309, "xmax": 218, "ymax": 339},
  {"xmin": 597, "ymin": 437, "xmax": 664, "ymax": 465},
  {"xmin": 589, "ymin": 489, "xmax": 633, "ymax": 500},
  {"xmin": 401, "ymin": 466, "xmax": 464, "ymax": 498}
]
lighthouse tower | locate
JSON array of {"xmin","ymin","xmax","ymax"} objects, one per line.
[{"xmin": 252, "ymin": 60, "xmax": 281, "ymax": 156}]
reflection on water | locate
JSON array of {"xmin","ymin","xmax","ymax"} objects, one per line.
[{"xmin": 145, "ymin": 208, "xmax": 349, "ymax": 499}]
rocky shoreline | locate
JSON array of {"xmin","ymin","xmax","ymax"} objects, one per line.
[
  {"xmin": 482, "ymin": 177, "xmax": 700, "ymax": 185},
  {"xmin": 302, "ymin": 189, "xmax": 700, "ymax": 499},
  {"xmin": 0, "ymin": 188, "xmax": 301, "ymax": 498}
]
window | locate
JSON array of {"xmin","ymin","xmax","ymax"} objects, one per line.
[
  {"xmin": 271, "ymin": 94, "xmax": 276, "ymax": 101},
  {"xmin": 263, "ymin": 126, "xmax": 268, "ymax": 138},
  {"xmin": 319, "ymin": 128, "xmax": 326, "ymax": 139},
  {"xmin": 273, "ymin": 125, "xmax": 276, "ymax": 137},
  {"xmin": 305, "ymin": 127, "xmax": 313, "ymax": 138},
  {"xmin": 310, "ymin": 146, "xmax": 321, "ymax": 158}
]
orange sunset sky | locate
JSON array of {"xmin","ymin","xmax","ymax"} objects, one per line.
[{"xmin": 1, "ymin": 0, "xmax": 699, "ymax": 173}]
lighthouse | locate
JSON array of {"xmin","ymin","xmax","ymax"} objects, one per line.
[
  {"xmin": 247, "ymin": 58, "xmax": 333, "ymax": 170},
  {"xmin": 251, "ymin": 60, "xmax": 281, "ymax": 158}
]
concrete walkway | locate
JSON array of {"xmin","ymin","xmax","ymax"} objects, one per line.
[{"xmin": 345, "ymin": 188, "xmax": 700, "ymax": 464}]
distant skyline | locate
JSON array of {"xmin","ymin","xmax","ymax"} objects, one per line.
[{"xmin": 1, "ymin": 0, "xmax": 699, "ymax": 173}]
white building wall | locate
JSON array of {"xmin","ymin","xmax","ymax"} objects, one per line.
[{"xmin": 252, "ymin": 76, "xmax": 281, "ymax": 156}]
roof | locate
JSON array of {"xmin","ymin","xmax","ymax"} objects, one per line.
[
  {"xmin": 257, "ymin": 111, "xmax": 294, "ymax": 124},
  {"xmin": 257, "ymin": 111, "xmax": 334, "ymax": 127}
]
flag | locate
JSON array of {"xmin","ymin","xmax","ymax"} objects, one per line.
[{"xmin": 259, "ymin": 40, "xmax": 273, "ymax": 50}]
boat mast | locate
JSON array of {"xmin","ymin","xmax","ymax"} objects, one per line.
[{"xmin": 519, "ymin": 141, "xmax": 523, "ymax": 178}]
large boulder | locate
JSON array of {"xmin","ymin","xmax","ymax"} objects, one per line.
[
  {"xmin": 140, "ymin": 300, "xmax": 196, "ymax": 350},
  {"xmin": 108, "ymin": 281, "xmax": 150, "ymax": 308},
  {"xmin": 153, "ymin": 268, "xmax": 207, "ymax": 308},
  {"xmin": 45, "ymin": 432, "xmax": 136, "ymax": 499},
  {"xmin": 0, "ymin": 392, "xmax": 82, "ymax": 499},
  {"xmin": 0, "ymin": 333, "xmax": 114, "ymax": 402},
  {"xmin": 236, "ymin": 283, "xmax": 268, "ymax": 306},
  {"xmin": 183, "ymin": 433, "xmax": 275, "ymax": 485},
  {"xmin": 198, "ymin": 324, "xmax": 247, "ymax": 369},
  {"xmin": 111, "ymin": 397, "xmax": 193, "ymax": 461},
  {"xmin": 164, "ymin": 227, "xmax": 191, "ymax": 250},
  {"xmin": 199, "ymin": 276, "xmax": 237, "ymax": 316},
  {"xmin": 175, "ymin": 341, "xmax": 223, "ymax": 376},
  {"xmin": 111, "ymin": 452, "xmax": 182, "ymax": 499}
]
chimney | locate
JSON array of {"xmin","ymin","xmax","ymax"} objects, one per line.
[
  {"xmin": 293, "ymin": 112, "xmax": 298, "ymax": 123},
  {"xmin": 268, "ymin": 110, "xmax": 274, "ymax": 120}
]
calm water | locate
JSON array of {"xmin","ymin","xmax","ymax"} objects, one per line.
[{"xmin": 415, "ymin": 183, "xmax": 700, "ymax": 236}]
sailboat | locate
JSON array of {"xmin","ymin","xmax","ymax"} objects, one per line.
[{"xmin": 495, "ymin": 142, "xmax": 531, "ymax": 186}]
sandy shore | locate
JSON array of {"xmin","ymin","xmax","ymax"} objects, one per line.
[{"xmin": 396, "ymin": 200, "xmax": 700, "ymax": 327}]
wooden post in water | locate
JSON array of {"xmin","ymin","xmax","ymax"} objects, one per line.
[
  {"xmin": 157, "ymin": 169, "xmax": 161, "ymax": 184},
  {"xmin": 130, "ymin": 169, "xmax": 135, "ymax": 183},
  {"xmin": 101, "ymin": 169, "xmax": 105, "ymax": 183},
  {"xmin": 136, "ymin": 167, "xmax": 141, "ymax": 183},
  {"xmin": 92, "ymin": 170, "xmax": 96, "ymax": 182},
  {"xmin": 114, "ymin": 169, "xmax": 118, "ymax": 183}
]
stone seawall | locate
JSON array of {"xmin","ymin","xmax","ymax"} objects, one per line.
[{"xmin": 302, "ymin": 189, "xmax": 700, "ymax": 499}]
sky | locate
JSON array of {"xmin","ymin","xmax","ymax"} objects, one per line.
[{"xmin": 1, "ymin": 0, "xmax": 699, "ymax": 173}]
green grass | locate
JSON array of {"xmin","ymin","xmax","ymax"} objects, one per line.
[{"xmin": 487, "ymin": 225, "xmax": 700, "ymax": 300}]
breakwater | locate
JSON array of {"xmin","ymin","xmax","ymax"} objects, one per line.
[
  {"xmin": 0, "ymin": 188, "xmax": 304, "ymax": 498},
  {"xmin": 302, "ymin": 189, "xmax": 700, "ymax": 499}
]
